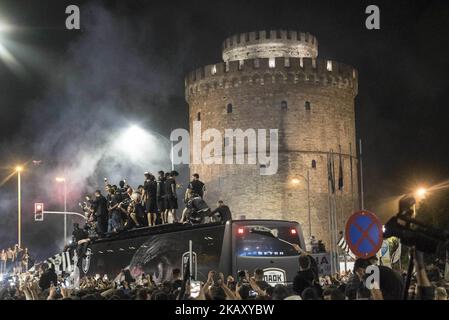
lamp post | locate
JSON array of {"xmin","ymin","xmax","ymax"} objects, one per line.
[
  {"xmin": 55, "ymin": 177, "xmax": 67, "ymax": 245},
  {"xmin": 16, "ymin": 166, "xmax": 22, "ymax": 248},
  {"xmin": 291, "ymin": 169, "xmax": 311, "ymax": 238}
]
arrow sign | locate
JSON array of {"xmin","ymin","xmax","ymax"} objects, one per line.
[{"xmin": 345, "ymin": 210, "xmax": 383, "ymax": 258}]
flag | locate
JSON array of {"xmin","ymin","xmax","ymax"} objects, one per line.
[
  {"xmin": 390, "ymin": 241, "xmax": 402, "ymax": 264},
  {"xmin": 44, "ymin": 250, "xmax": 75, "ymax": 274},
  {"xmin": 337, "ymin": 231, "xmax": 356, "ymax": 259},
  {"xmin": 338, "ymin": 145, "xmax": 344, "ymax": 191},
  {"xmin": 327, "ymin": 152, "xmax": 335, "ymax": 194}
]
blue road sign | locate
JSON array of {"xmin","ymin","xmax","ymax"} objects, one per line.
[{"xmin": 345, "ymin": 210, "xmax": 383, "ymax": 258}]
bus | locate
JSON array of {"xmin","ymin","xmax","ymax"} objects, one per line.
[{"xmin": 44, "ymin": 219, "xmax": 305, "ymax": 287}]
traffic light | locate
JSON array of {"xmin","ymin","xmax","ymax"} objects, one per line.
[{"xmin": 34, "ymin": 203, "xmax": 44, "ymax": 221}]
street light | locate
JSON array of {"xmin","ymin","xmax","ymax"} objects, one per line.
[
  {"xmin": 16, "ymin": 166, "xmax": 22, "ymax": 248},
  {"xmin": 415, "ymin": 187, "xmax": 427, "ymax": 200},
  {"xmin": 55, "ymin": 177, "xmax": 68, "ymax": 245},
  {"xmin": 291, "ymin": 170, "xmax": 311, "ymax": 239}
]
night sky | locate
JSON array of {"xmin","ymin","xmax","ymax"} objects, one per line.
[{"xmin": 0, "ymin": 0, "xmax": 448, "ymax": 260}]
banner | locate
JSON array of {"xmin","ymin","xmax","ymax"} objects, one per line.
[{"xmin": 311, "ymin": 252, "xmax": 332, "ymax": 276}]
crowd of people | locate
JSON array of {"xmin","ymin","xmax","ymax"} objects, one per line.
[
  {"xmin": 1, "ymin": 171, "xmax": 447, "ymax": 301},
  {"xmin": 0, "ymin": 245, "xmax": 30, "ymax": 277},
  {"xmin": 1, "ymin": 241, "xmax": 447, "ymax": 301},
  {"xmin": 77, "ymin": 171, "xmax": 231, "ymax": 241}
]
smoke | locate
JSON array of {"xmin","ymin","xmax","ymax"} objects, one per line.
[
  {"xmin": 25, "ymin": 4, "xmax": 183, "ymax": 197},
  {"xmin": 0, "ymin": 3, "xmax": 190, "ymax": 258}
]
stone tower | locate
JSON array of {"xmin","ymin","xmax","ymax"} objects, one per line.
[{"xmin": 185, "ymin": 30, "xmax": 359, "ymax": 247}]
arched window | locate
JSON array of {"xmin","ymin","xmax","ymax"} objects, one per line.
[
  {"xmin": 312, "ymin": 160, "xmax": 317, "ymax": 169},
  {"xmin": 281, "ymin": 101, "xmax": 288, "ymax": 110},
  {"xmin": 305, "ymin": 101, "xmax": 311, "ymax": 111},
  {"xmin": 227, "ymin": 103, "xmax": 233, "ymax": 113},
  {"xmin": 197, "ymin": 112, "xmax": 201, "ymax": 121}
]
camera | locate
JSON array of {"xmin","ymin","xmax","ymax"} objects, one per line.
[{"xmin": 383, "ymin": 196, "xmax": 449, "ymax": 254}]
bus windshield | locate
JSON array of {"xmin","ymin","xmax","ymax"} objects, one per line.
[{"xmin": 235, "ymin": 223, "xmax": 301, "ymax": 257}]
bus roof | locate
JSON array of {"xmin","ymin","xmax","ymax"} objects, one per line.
[{"xmin": 93, "ymin": 219, "xmax": 299, "ymax": 243}]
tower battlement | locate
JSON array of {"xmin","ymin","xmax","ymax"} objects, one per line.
[
  {"xmin": 222, "ymin": 30, "xmax": 318, "ymax": 62},
  {"xmin": 185, "ymin": 57, "xmax": 358, "ymax": 98}
]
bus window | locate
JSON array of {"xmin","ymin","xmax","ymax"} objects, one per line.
[{"xmin": 235, "ymin": 224, "xmax": 301, "ymax": 257}]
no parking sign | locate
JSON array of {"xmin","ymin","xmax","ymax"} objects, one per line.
[{"xmin": 345, "ymin": 210, "xmax": 383, "ymax": 258}]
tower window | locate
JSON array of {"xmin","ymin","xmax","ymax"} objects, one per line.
[
  {"xmin": 269, "ymin": 57, "xmax": 276, "ymax": 68},
  {"xmin": 225, "ymin": 62, "xmax": 229, "ymax": 72},
  {"xmin": 284, "ymin": 57, "xmax": 290, "ymax": 67},
  {"xmin": 276, "ymin": 30, "xmax": 281, "ymax": 39},
  {"xmin": 255, "ymin": 31, "xmax": 260, "ymax": 40},
  {"xmin": 281, "ymin": 101, "xmax": 288, "ymax": 110},
  {"xmin": 305, "ymin": 101, "xmax": 311, "ymax": 111},
  {"xmin": 211, "ymin": 65, "xmax": 217, "ymax": 75},
  {"xmin": 287, "ymin": 30, "xmax": 291, "ymax": 39},
  {"xmin": 326, "ymin": 60, "xmax": 333, "ymax": 72},
  {"xmin": 224, "ymin": 137, "xmax": 230, "ymax": 147},
  {"xmin": 254, "ymin": 59, "xmax": 260, "ymax": 68},
  {"xmin": 312, "ymin": 160, "xmax": 317, "ymax": 169},
  {"xmin": 227, "ymin": 103, "xmax": 233, "ymax": 113},
  {"xmin": 197, "ymin": 112, "xmax": 201, "ymax": 121},
  {"xmin": 238, "ymin": 60, "xmax": 244, "ymax": 70},
  {"xmin": 266, "ymin": 30, "xmax": 270, "ymax": 39},
  {"xmin": 245, "ymin": 33, "xmax": 250, "ymax": 42}
]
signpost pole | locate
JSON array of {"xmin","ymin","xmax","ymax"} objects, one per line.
[{"xmin": 189, "ymin": 240, "xmax": 193, "ymax": 280}]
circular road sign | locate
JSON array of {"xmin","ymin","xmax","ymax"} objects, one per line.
[{"xmin": 345, "ymin": 210, "xmax": 383, "ymax": 258}]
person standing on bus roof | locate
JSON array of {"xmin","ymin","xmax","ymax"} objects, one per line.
[
  {"xmin": 164, "ymin": 171, "xmax": 179, "ymax": 223},
  {"xmin": 156, "ymin": 171, "xmax": 167, "ymax": 224},
  {"xmin": 210, "ymin": 200, "xmax": 232, "ymax": 222},
  {"xmin": 143, "ymin": 172, "xmax": 158, "ymax": 226},
  {"xmin": 187, "ymin": 173, "xmax": 206, "ymax": 198}
]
